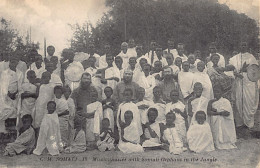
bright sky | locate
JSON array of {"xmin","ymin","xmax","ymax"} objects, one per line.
[{"xmin": 0, "ymin": 0, "xmax": 259, "ymax": 55}]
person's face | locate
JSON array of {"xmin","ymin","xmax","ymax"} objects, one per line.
[
  {"xmin": 104, "ymin": 88, "xmax": 113, "ymax": 98},
  {"xmin": 214, "ymin": 89, "xmax": 222, "ymax": 100},
  {"xmin": 124, "ymin": 90, "xmax": 132, "ymax": 102},
  {"xmin": 115, "ymin": 57, "xmax": 123, "ymax": 68},
  {"xmin": 209, "ymin": 46, "xmax": 217, "ymax": 54},
  {"xmin": 197, "ymin": 62, "xmax": 205, "ymax": 72},
  {"xmin": 124, "ymin": 112, "xmax": 133, "ymax": 125},
  {"xmin": 182, "ymin": 62, "xmax": 190, "ymax": 72},
  {"xmin": 136, "ymin": 47, "xmax": 142, "ymax": 57},
  {"xmin": 121, "ymin": 45, "xmax": 128, "ymax": 53},
  {"xmin": 194, "ymin": 50, "xmax": 201, "ymax": 60},
  {"xmin": 63, "ymin": 89, "xmax": 71, "ymax": 99},
  {"xmin": 188, "ymin": 56, "xmax": 195, "ymax": 64},
  {"xmin": 168, "ymin": 40, "xmax": 174, "ymax": 49},
  {"xmin": 104, "ymin": 45, "xmax": 110, "ymax": 54},
  {"xmin": 166, "ymin": 55, "xmax": 173, "ymax": 65},
  {"xmin": 41, "ymin": 73, "xmax": 51, "ymax": 84},
  {"xmin": 143, "ymin": 64, "xmax": 150, "ymax": 76},
  {"xmin": 211, "ymin": 55, "xmax": 220, "ymax": 66},
  {"xmin": 27, "ymin": 72, "xmax": 36, "ymax": 83},
  {"xmin": 47, "ymin": 47, "xmax": 55, "ymax": 56},
  {"xmin": 240, "ymin": 42, "xmax": 247, "ymax": 53},
  {"xmin": 153, "ymin": 87, "xmax": 161, "ymax": 98},
  {"xmin": 81, "ymin": 75, "xmax": 91, "ymax": 88},
  {"xmin": 67, "ymin": 53, "xmax": 74, "ymax": 62},
  {"xmin": 47, "ymin": 103, "xmax": 56, "ymax": 114},
  {"xmin": 90, "ymin": 90, "xmax": 98, "ymax": 102},
  {"xmin": 128, "ymin": 39, "xmax": 135, "ymax": 48},
  {"xmin": 22, "ymin": 118, "xmax": 32, "ymax": 130},
  {"xmin": 166, "ymin": 113, "xmax": 175, "ymax": 125},
  {"xmin": 170, "ymin": 91, "xmax": 179, "ymax": 103},
  {"xmin": 163, "ymin": 67, "xmax": 172, "ymax": 78},
  {"xmin": 137, "ymin": 88, "xmax": 145, "ymax": 100},
  {"xmin": 154, "ymin": 61, "xmax": 162, "ymax": 72},
  {"xmin": 156, "ymin": 48, "xmax": 163, "ymax": 57},
  {"xmin": 177, "ymin": 46, "xmax": 184, "ymax": 55},
  {"xmin": 150, "ymin": 42, "xmax": 156, "ymax": 50},
  {"xmin": 9, "ymin": 59, "xmax": 19, "ymax": 71},
  {"xmin": 196, "ymin": 113, "xmax": 206, "ymax": 125},
  {"xmin": 129, "ymin": 58, "xmax": 136, "ymax": 68},
  {"xmin": 194, "ymin": 85, "xmax": 203, "ymax": 97},
  {"xmin": 123, "ymin": 72, "xmax": 133, "ymax": 83},
  {"xmin": 175, "ymin": 58, "xmax": 182, "ymax": 66},
  {"xmin": 35, "ymin": 56, "xmax": 43, "ymax": 67},
  {"xmin": 148, "ymin": 111, "xmax": 157, "ymax": 123},
  {"xmin": 88, "ymin": 45, "xmax": 95, "ymax": 54},
  {"xmin": 102, "ymin": 120, "xmax": 110, "ymax": 129},
  {"xmin": 89, "ymin": 57, "xmax": 96, "ymax": 67},
  {"xmin": 54, "ymin": 89, "xmax": 63, "ymax": 99},
  {"xmin": 28, "ymin": 52, "xmax": 36, "ymax": 63},
  {"xmin": 139, "ymin": 59, "xmax": 147, "ymax": 70}
]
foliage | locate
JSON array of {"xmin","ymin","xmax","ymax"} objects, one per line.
[{"xmin": 70, "ymin": 0, "xmax": 259, "ymax": 59}]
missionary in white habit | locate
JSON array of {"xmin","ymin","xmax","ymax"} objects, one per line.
[
  {"xmin": 223, "ymin": 42, "xmax": 259, "ymax": 130},
  {"xmin": 0, "ymin": 56, "xmax": 23, "ymax": 133}
]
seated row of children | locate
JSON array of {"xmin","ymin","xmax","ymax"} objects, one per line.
[{"xmin": 3, "ymin": 80, "xmax": 237, "ymax": 156}]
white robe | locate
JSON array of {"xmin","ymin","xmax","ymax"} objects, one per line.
[
  {"xmin": 25, "ymin": 63, "xmax": 45, "ymax": 82},
  {"xmin": 33, "ymin": 112, "xmax": 63, "ymax": 156},
  {"xmin": 50, "ymin": 73, "xmax": 62, "ymax": 86},
  {"xmin": 149, "ymin": 103, "xmax": 166, "ymax": 123},
  {"xmin": 144, "ymin": 51, "xmax": 168, "ymax": 67},
  {"xmin": 137, "ymin": 74, "xmax": 156, "ymax": 101},
  {"xmin": 136, "ymin": 100, "xmax": 153, "ymax": 124},
  {"xmin": 210, "ymin": 97, "xmax": 237, "ymax": 149},
  {"xmin": 20, "ymin": 82, "xmax": 37, "ymax": 117},
  {"xmin": 190, "ymin": 96, "xmax": 209, "ymax": 125},
  {"xmin": 163, "ymin": 127, "xmax": 184, "ymax": 154},
  {"xmin": 193, "ymin": 72, "xmax": 214, "ymax": 100},
  {"xmin": 178, "ymin": 72, "xmax": 194, "ymax": 99},
  {"xmin": 142, "ymin": 121, "xmax": 161, "ymax": 147},
  {"xmin": 187, "ymin": 122, "xmax": 215, "ymax": 153},
  {"xmin": 127, "ymin": 48, "xmax": 137, "ymax": 57},
  {"xmin": 0, "ymin": 68, "xmax": 23, "ymax": 133},
  {"xmin": 104, "ymin": 67, "xmax": 121, "ymax": 90},
  {"xmin": 117, "ymin": 51, "xmax": 131, "ymax": 70},
  {"xmin": 229, "ymin": 52, "xmax": 259, "ymax": 128}
]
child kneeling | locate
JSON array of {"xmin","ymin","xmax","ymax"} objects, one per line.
[{"xmin": 97, "ymin": 118, "xmax": 115, "ymax": 151}]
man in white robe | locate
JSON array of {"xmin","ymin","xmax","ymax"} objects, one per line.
[
  {"xmin": 117, "ymin": 42, "xmax": 131, "ymax": 69},
  {"xmin": 98, "ymin": 44, "xmax": 112, "ymax": 69},
  {"xmin": 0, "ymin": 58, "xmax": 23, "ymax": 133}
]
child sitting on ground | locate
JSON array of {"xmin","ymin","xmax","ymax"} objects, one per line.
[
  {"xmin": 160, "ymin": 112, "xmax": 184, "ymax": 155},
  {"xmin": 64, "ymin": 117, "xmax": 86, "ymax": 153},
  {"xmin": 97, "ymin": 118, "xmax": 115, "ymax": 152},
  {"xmin": 4, "ymin": 114, "xmax": 35, "ymax": 156},
  {"xmin": 102, "ymin": 86, "xmax": 116, "ymax": 132},
  {"xmin": 187, "ymin": 111, "xmax": 215, "ymax": 153},
  {"xmin": 142, "ymin": 108, "xmax": 161, "ymax": 149},
  {"xmin": 33, "ymin": 101, "xmax": 63, "ymax": 156},
  {"xmin": 118, "ymin": 110, "xmax": 144, "ymax": 153},
  {"xmin": 54, "ymin": 86, "xmax": 69, "ymax": 147}
]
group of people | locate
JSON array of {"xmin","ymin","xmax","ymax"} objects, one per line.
[{"xmin": 0, "ymin": 38, "xmax": 259, "ymax": 156}]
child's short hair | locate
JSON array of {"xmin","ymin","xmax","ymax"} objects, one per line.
[
  {"xmin": 166, "ymin": 111, "xmax": 176, "ymax": 120},
  {"xmin": 195, "ymin": 111, "xmax": 206, "ymax": 120},
  {"xmin": 54, "ymin": 85, "xmax": 63, "ymax": 93},
  {"xmin": 125, "ymin": 110, "xmax": 133, "ymax": 118},
  {"xmin": 104, "ymin": 86, "xmax": 113, "ymax": 93},
  {"xmin": 22, "ymin": 114, "xmax": 33, "ymax": 124},
  {"xmin": 124, "ymin": 88, "xmax": 133, "ymax": 96},
  {"xmin": 27, "ymin": 70, "xmax": 36, "ymax": 77},
  {"xmin": 147, "ymin": 108, "xmax": 158, "ymax": 117},
  {"xmin": 47, "ymin": 101, "xmax": 56, "ymax": 108}
]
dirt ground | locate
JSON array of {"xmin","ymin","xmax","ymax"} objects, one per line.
[{"xmin": 0, "ymin": 137, "xmax": 259, "ymax": 168}]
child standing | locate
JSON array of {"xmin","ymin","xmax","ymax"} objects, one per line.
[
  {"xmin": 4, "ymin": 114, "xmax": 35, "ymax": 156},
  {"xmin": 97, "ymin": 118, "xmax": 115, "ymax": 151},
  {"xmin": 54, "ymin": 86, "xmax": 69, "ymax": 146},
  {"xmin": 102, "ymin": 86, "xmax": 116, "ymax": 132},
  {"xmin": 33, "ymin": 101, "xmax": 63, "ymax": 156},
  {"xmin": 160, "ymin": 112, "xmax": 184, "ymax": 155},
  {"xmin": 187, "ymin": 111, "xmax": 215, "ymax": 153}
]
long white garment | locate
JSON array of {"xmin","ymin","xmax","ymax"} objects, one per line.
[
  {"xmin": 33, "ymin": 83, "xmax": 54, "ymax": 128},
  {"xmin": 0, "ymin": 68, "xmax": 23, "ymax": 133},
  {"xmin": 144, "ymin": 51, "xmax": 168, "ymax": 67},
  {"xmin": 33, "ymin": 112, "xmax": 63, "ymax": 156},
  {"xmin": 164, "ymin": 49, "xmax": 178, "ymax": 57},
  {"xmin": 127, "ymin": 48, "xmax": 137, "ymax": 57},
  {"xmin": 118, "ymin": 121, "xmax": 144, "ymax": 153},
  {"xmin": 187, "ymin": 121, "xmax": 215, "ymax": 153},
  {"xmin": 143, "ymin": 121, "xmax": 161, "ymax": 146},
  {"xmin": 169, "ymin": 65, "xmax": 180, "ymax": 76},
  {"xmin": 17, "ymin": 61, "xmax": 28, "ymax": 77},
  {"xmin": 117, "ymin": 102, "xmax": 142, "ymax": 139},
  {"xmin": 136, "ymin": 100, "xmax": 153, "ymax": 124},
  {"xmin": 50, "ymin": 73, "xmax": 62, "ymax": 86},
  {"xmin": 105, "ymin": 67, "xmax": 121, "ymax": 89},
  {"xmin": 25, "ymin": 63, "xmax": 45, "ymax": 82},
  {"xmin": 210, "ymin": 97, "xmax": 237, "ymax": 149},
  {"xmin": 163, "ymin": 127, "xmax": 184, "ymax": 154},
  {"xmin": 65, "ymin": 61, "xmax": 84, "ymax": 91},
  {"xmin": 190, "ymin": 96, "xmax": 209, "ymax": 125},
  {"xmin": 229, "ymin": 52, "xmax": 259, "ymax": 128},
  {"xmin": 117, "ymin": 51, "xmax": 131, "ymax": 69},
  {"xmin": 20, "ymin": 82, "xmax": 37, "ymax": 117},
  {"xmin": 193, "ymin": 72, "xmax": 214, "ymax": 100},
  {"xmin": 103, "ymin": 105, "xmax": 114, "ymax": 132},
  {"xmin": 137, "ymin": 74, "xmax": 156, "ymax": 101},
  {"xmin": 178, "ymin": 71, "xmax": 194, "ymax": 99},
  {"xmin": 85, "ymin": 101, "xmax": 103, "ymax": 142},
  {"xmin": 166, "ymin": 101, "xmax": 187, "ymax": 143}
]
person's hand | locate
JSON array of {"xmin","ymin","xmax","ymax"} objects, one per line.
[
  {"xmin": 234, "ymin": 71, "xmax": 243, "ymax": 79},
  {"xmin": 240, "ymin": 62, "xmax": 249, "ymax": 72},
  {"xmin": 144, "ymin": 122, "xmax": 150, "ymax": 128},
  {"xmin": 220, "ymin": 111, "xmax": 230, "ymax": 116}
]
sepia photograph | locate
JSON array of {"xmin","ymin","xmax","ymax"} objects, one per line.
[{"xmin": 0, "ymin": 0, "xmax": 259, "ymax": 167}]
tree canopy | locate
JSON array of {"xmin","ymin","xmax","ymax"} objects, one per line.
[{"xmin": 70, "ymin": 0, "xmax": 259, "ymax": 59}]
